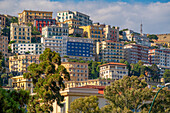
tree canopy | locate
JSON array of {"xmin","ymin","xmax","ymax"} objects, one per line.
[
  {"xmin": 147, "ymin": 35, "xmax": 158, "ymax": 40},
  {"xmin": 0, "ymin": 88, "xmax": 30, "ymax": 113},
  {"xmin": 163, "ymin": 69, "xmax": 170, "ymax": 83},
  {"xmin": 103, "ymin": 76, "xmax": 153, "ymax": 112},
  {"xmin": 23, "ymin": 48, "xmax": 70, "ymax": 113},
  {"xmin": 69, "ymin": 95, "xmax": 100, "ymax": 113}
]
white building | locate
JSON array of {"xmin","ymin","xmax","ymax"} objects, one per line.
[
  {"xmin": 56, "ymin": 10, "xmax": 92, "ymax": 26},
  {"xmin": 42, "ymin": 25, "xmax": 69, "ymax": 38},
  {"xmin": 99, "ymin": 62, "xmax": 128, "ymax": 80},
  {"xmin": 10, "ymin": 43, "xmax": 44, "ymax": 55},
  {"xmin": 148, "ymin": 49, "xmax": 170, "ymax": 67},
  {"xmin": 123, "ymin": 30, "xmax": 150, "ymax": 47}
]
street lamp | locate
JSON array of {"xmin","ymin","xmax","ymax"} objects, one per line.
[{"xmin": 149, "ymin": 83, "xmax": 170, "ymax": 113}]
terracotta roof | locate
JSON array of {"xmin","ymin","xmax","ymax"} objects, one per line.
[{"xmin": 99, "ymin": 62, "xmax": 127, "ymax": 67}]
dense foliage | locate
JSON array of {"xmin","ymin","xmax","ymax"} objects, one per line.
[
  {"xmin": 163, "ymin": 69, "xmax": 170, "ymax": 83},
  {"xmin": 23, "ymin": 48, "xmax": 70, "ymax": 113},
  {"xmin": 103, "ymin": 76, "xmax": 153, "ymax": 112},
  {"xmin": 69, "ymin": 96, "xmax": 100, "ymax": 113},
  {"xmin": 0, "ymin": 88, "xmax": 30, "ymax": 113}
]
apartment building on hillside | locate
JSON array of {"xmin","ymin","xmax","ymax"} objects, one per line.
[
  {"xmin": 18, "ymin": 10, "xmax": 53, "ymax": 25},
  {"xmin": 124, "ymin": 43, "xmax": 149, "ymax": 64},
  {"xmin": 10, "ymin": 43, "xmax": 44, "ymax": 55},
  {"xmin": 61, "ymin": 62, "xmax": 89, "ymax": 81},
  {"xmin": 10, "ymin": 23, "xmax": 31, "ymax": 43},
  {"xmin": 56, "ymin": 10, "xmax": 92, "ymax": 26},
  {"xmin": 9, "ymin": 54, "xmax": 40, "ymax": 75},
  {"xmin": 42, "ymin": 25, "xmax": 68, "ymax": 38},
  {"xmin": 148, "ymin": 48, "xmax": 170, "ymax": 67},
  {"xmin": 99, "ymin": 62, "xmax": 128, "ymax": 80},
  {"xmin": 96, "ymin": 40, "xmax": 124, "ymax": 62}
]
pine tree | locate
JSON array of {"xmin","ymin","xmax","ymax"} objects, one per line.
[{"xmin": 24, "ymin": 48, "xmax": 70, "ymax": 112}]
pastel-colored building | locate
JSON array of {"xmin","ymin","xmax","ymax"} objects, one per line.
[
  {"xmin": 64, "ymin": 79, "xmax": 114, "ymax": 88},
  {"xmin": 99, "ymin": 62, "xmax": 128, "ymax": 80},
  {"xmin": 9, "ymin": 54, "xmax": 40, "ymax": 75},
  {"xmin": 53, "ymin": 86, "xmax": 107, "ymax": 113},
  {"xmin": 96, "ymin": 40, "xmax": 124, "ymax": 62},
  {"xmin": 11, "ymin": 75, "xmax": 33, "ymax": 92},
  {"xmin": 56, "ymin": 10, "xmax": 92, "ymax": 26},
  {"xmin": 103, "ymin": 25, "xmax": 119, "ymax": 41},
  {"xmin": 58, "ymin": 19, "xmax": 84, "ymax": 37},
  {"xmin": 0, "ymin": 14, "xmax": 6, "ymax": 28},
  {"xmin": 10, "ymin": 23, "xmax": 31, "ymax": 43},
  {"xmin": 79, "ymin": 23, "xmax": 105, "ymax": 42},
  {"xmin": 148, "ymin": 49, "xmax": 170, "ymax": 67},
  {"xmin": 34, "ymin": 18, "xmax": 56, "ymax": 33},
  {"xmin": 18, "ymin": 10, "xmax": 53, "ymax": 25},
  {"xmin": 10, "ymin": 43, "xmax": 44, "ymax": 55},
  {"xmin": 42, "ymin": 25, "xmax": 69, "ymax": 38},
  {"xmin": 0, "ymin": 35, "xmax": 8, "ymax": 57},
  {"xmin": 61, "ymin": 62, "xmax": 89, "ymax": 81},
  {"xmin": 124, "ymin": 43, "xmax": 149, "ymax": 64}
]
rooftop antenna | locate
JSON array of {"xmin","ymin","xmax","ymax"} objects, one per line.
[{"xmin": 140, "ymin": 21, "xmax": 143, "ymax": 35}]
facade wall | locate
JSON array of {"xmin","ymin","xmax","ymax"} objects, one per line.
[
  {"xmin": 9, "ymin": 54, "xmax": 40, "ymax": 75},
  {"xmin": 103, "ymin": 25, "xmax": 119, "ymax": 41},
  {"xmin": 0, "ymin": 14, "xmax": 6, "ymax": 28},
  {"xmin": 124, "ymin": 44, "xmax": 149, "ymax": 64},
  {"xmin": 61, "ymin": 62, "xmax": 89, "ymax": 81},
  {"xmin": 10, "ymin": 43, "xmax": 44, "ymax": 55},
  {"xmin": 65, "ymin": 79, "xmax": 114, "ymax": 88},
  {"xmin": 148, "ymin": 49, "xmax": 170, "ymax": 67},
  {"xmin": 18, "ymin": 10, "xmax": 53, "ymax": 25},
  {"xmin": 96, "ymin": 40, "xmax": 124, "ymax": 62},
  {"xmin": 56, "ymin": 10, "xmax": 92, "ymax": 26},
  {"xmin": 10, "ymin": 23, "xmax": 31, "ymax": 43},
  {"xmin": 11, "ymin": 75, "xmax": 33, "ymax": 92},
  {"xmin": 34, "ymin": 18, "xmax": 56, "ymax": 33},
  {"xmin": 42, "ymin": 25, "xmax": 68, "ymax": 38},
  {"xmin": 41, "ymin": 36, "xmax": 95, "ymax": 60},
  {"xmin": 0, "ymin": 35, "xmax": 8, "ymax": 57},
  {"xmin": 80, "ymin": 24, "xmax": 105, "ymax": 42},
  {"xmin": 99, "ymin": 63, "xmax": 128, "ymax": 80}
]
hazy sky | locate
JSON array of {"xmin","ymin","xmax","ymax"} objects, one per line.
[{"xmin": 0, "ymin": 0, "xmax": 170, "ymax": 34}]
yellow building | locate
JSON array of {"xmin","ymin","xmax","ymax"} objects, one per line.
[
  {"xmin": 61, "ymin": 62, "xmax": 89, "ymax": 81},
  {"xmin": 11, "ymin": 75, "xmax": 33, "ymax": 92},
  {"xmin": 64, "ymin": 79, "xmax": 114, "ymax": 88},
  {"xmin": 18, "ymin": 10, "xmax": 53, "ymax": 25},
  {"xmin": 79, "ymin": 23, "xmax": 105, "ymax": 42},
  {"xmin": 62, "ymin": 19, "xmax": 80, "ymax": 28},
  {"xmin": 9, "ymin": 54, "xmax": 40, "ymax": 75},
  {"xmin": 10, "ymin": 23, "xmax": 31, "ymax": 43}
]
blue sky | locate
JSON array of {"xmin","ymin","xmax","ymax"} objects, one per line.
[{"xmin": 0, "ymin": 0, "xmax": 170, "ymax": 34}]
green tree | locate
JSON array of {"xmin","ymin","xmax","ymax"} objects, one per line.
[
  {"xmin": 31, "ymin": 27, "xmax": 40, "ymax": 35},
  {"xmin": 149, "ymin": 64, "xmax": 160, "ymax": 81},
  {"xmin": 147, "ymin": 35, "xmax": 158, "ymax": 40},
  {"xmin": 1, "ymin": 73, "xmax": 7, "ymax": 86},
  {"xmin": 69, "ymin": 95, "xmax": 100, "ymax": 113},
  {"xmin": 0, "ymin": 88, "xmax": 30, "ymax": 113},
  {"xmin": 103, "ymin": 76, "xmax": 153, "ymax": 112},
  {"xmin": 23, "ymin": 48, "xmax": 70, "ymax": 113},
  {"xmin": 163, "ymin": 69, "xmax": 170, "ymax": 83}
]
